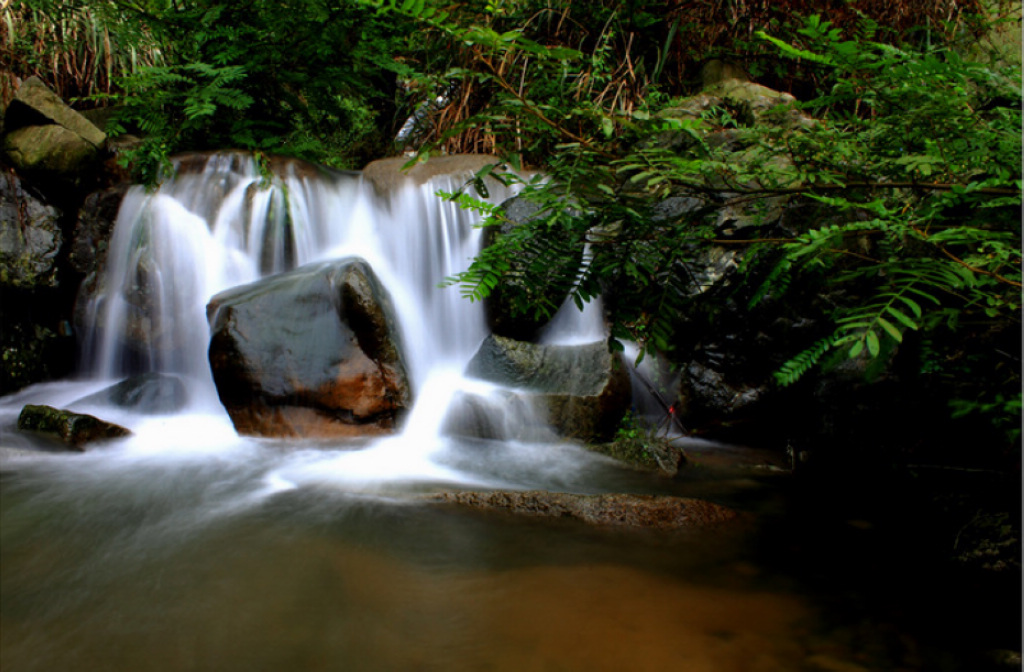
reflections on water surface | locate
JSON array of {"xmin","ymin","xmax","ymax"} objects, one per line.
[{"xmin": 0, "ymin": 444, "xmax": 1017, "ymax": 672}]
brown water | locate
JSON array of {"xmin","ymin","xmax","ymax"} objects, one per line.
[{"xmin": 1, "ymin": 442, "xmax": 1019, "ymax": 672}]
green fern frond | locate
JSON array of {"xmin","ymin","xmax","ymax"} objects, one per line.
[
  {"xmin": 775, "ymin": 335, "xmax": 840, "ymax": 386},
  {"xmin": 773, "ymin": 254, "xmax": 983, "ymax": 386}
]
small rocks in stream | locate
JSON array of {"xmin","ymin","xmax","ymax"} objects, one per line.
[
  {"xmin": 429, "ymin": 490, "xmax": 737, "ymax": 530},
  {"xmin": 16, "ymin": 404, "xmax": 131, "ymax": 449}
]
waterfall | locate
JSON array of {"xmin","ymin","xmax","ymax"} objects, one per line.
[
  {"xmin": 77, "ymin": 151, "xmax": 521, "ymax": 430},
  {"xmin": 538, "ymin": 244, "xmax": 606, "ymax": 346}
]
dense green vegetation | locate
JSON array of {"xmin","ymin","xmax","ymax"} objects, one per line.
[
  {"xmin": 424, "ymin": 5, "xmax": 1022, "ymax": 446},
  {"xmin": 4, "ymin": 0, "xmax": 422, "ymax": 174},
  {"xmin": 4, "ymin": 0, "xmax": 1021, "ymax": 447}
]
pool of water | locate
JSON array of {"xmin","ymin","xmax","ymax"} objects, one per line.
[{"xmin": 2, "ymin": 431, "xmax": 1019, "ymax": 672}]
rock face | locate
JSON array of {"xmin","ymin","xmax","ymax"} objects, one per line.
[
  {"xmin": 0, "ymin": 167, "xmax": 76, "ymax": 394},
  {"xmin": 431, "ymin": 490, "xmax": 737, "ymax": 529},
  {"xmin": 0, "ymin": 169, "xmax": 63, "ymax": 289},
  {"xmin": 69, "ymin": 182, "xmax": 129, "ymax": 278},
  {"xmin": 69, "ymin": 182, "xmax": 130, "ymax": 339},
  {"xmin": 207, "ymin": 258, "xmax": 411, "ymax": 438},
  {"xmin": 17, "ymin": 404, "xmax": 131, "ymax": 449},
  {"xmin": 464, "ymin": 335, "xmax": 630, "ymax": 442}
]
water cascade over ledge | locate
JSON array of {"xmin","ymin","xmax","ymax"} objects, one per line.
[{"xmin": 3, "ymin": 151, "xmax": 629, "ymax": 492}]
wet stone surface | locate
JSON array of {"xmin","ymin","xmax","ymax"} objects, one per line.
[{"xmin": 429, "ymin": 490, "xmax": 739, "ymax": 530}]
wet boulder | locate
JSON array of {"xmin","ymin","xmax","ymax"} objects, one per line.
[
  {"xmin": 207, "ymin": 258, "xmax": 411, "ymax": 438},
  {"xmin": 17, "ymin": 404, "xmax": 131, "ymax": 449},
  {"xmin": 464, "ymin": 335, "xmax": 630, "ymax": 442}
]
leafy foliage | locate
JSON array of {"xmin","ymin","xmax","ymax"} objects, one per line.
[
  {"xmin": 426, "ymin": 11, "xmax": 1020, "ymax": 440},
  {"xmin": 2, "ymin": 0, "xmax": 166, "ymax": 107},
  {"xmin": 6, "ymin": 0, "xmax": 1019, "ymax": 444},
  {"xmin": 115, "ymin": 0, "xmax": 421, "ymax": 174},
  {"xmin": 5, "ymin": 0, "xmax": 427, "ymax": 177},
  {"xmin": 739, "ymin": 18, "xmax": 1021, "ymax": 387}
]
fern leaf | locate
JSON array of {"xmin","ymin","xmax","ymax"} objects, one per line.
[{"xmin": 775, "ymin": 336, "xmax": 835, "ymax": 386}]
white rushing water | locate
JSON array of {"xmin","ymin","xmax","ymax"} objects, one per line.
[{"xmin": 2, "ymin": 152, "xmax": 618, "ymax": 494}]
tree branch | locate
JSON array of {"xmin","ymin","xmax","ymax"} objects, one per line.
[
  {"xmin": 477, "ymin": 54, "xmax": 615, "ymax": 159},
  {"xmin": 723, "ymin": 181, "xmax": 1021, "ymax": 200},
  {"xmin": 940, "ymin": 247, "xmax": 1023, "ymax": 288}
]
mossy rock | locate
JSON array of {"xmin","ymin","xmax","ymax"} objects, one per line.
[
  {"xmin": 586, "ymin": 437, "xmax": 685, "ymax": 476},
  {"xmin": 0, "ymin": 170, "xmax": 62, "ymax": 290},
  {"xmin": 17, "ymin": 404, "xmax": 131, "ymax": 449}
]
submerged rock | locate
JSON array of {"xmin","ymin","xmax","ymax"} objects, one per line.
[
  {"xmin": 441, "ymin": 388, "xmax": 555, "ymax": 443},
  {"xmin": 17, "ymin": 404, "xmax": 131, "ymax": 449},
  {"xmin": 207, "ymin": 258, "xmax": 411, "ymax": 438},
  {"xmin": 74, "ymin": 372, "xmax": 189, "ymax": 414},
  {"xmin": 464, "ymin": 335, "xmax": 631, "ymax": 442},
  {"xmin": 430, "ymin": 490, "xmax": 737, "ymax": 529}
]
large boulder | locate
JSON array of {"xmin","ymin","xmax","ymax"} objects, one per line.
[
  {"xmin": 17, "ymin": 404, "xmax": 131, "ymax": 450},
  {"xmin": 463, "ymin": 335, "xmax": 631, "ymax": 442},
  {"xmin": 4, "ymin": 77, "xmax": 106, "ymax": 147},
  {"xmin": 207, "ymin": 258, "xmax": 411, "ymax": 438},
  {"xmin": 4, "ymin": 125, "xmax": 99, "ymax": 178},
  {"xmin": 0, "ymin": 169, "xmax": 62, "ymax": 289},
  {"xmin": 2, "ymin": 77, "xmax": 106, "ymax": 185}
]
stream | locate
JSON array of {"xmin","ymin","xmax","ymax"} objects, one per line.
[{"xmin": 1, "ymin": 152, "xmax": 1018, "ymax": 671}]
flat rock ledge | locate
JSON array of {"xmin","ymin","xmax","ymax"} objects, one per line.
[{"xmin": 428, "ymin": 490, "xmax": 737, "ymax": 530}]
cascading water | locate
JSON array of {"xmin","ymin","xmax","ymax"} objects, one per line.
[
  {"xmin": 538, "ymin": 244, "xmax": 606, "ymax": 346},
  {"xmin": 80, "ymin": 152, "xmax": 495, "ymax": 395},
  {"xmin": 11, "ymin": 150, "xmax": 615, "ymax": 490}
]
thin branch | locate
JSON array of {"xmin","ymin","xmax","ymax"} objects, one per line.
[
  {"xmin": 477, "ymin": 54, "xmax": 615, "ymax": 159},
  {"xmin": 724, "ymin": 181, "xmax": 1021, "ymax": 200},
  {"xmin": 940, "ymin": 247, "xmax": 1023, "ymax": 288}
]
